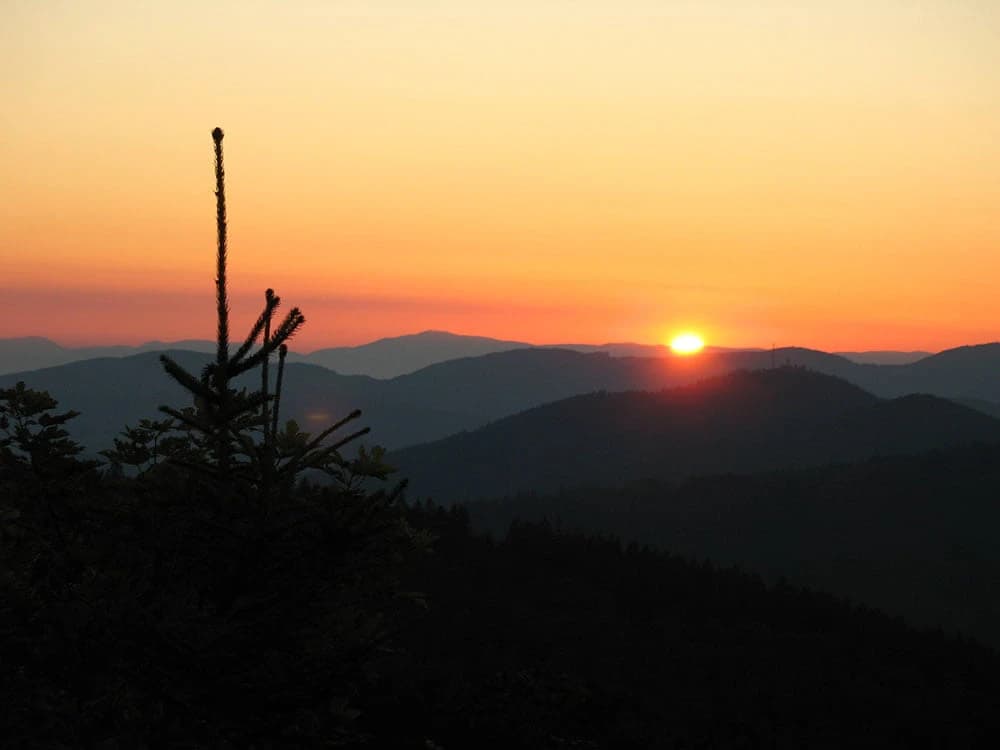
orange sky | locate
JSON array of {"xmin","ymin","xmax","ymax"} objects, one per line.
[{"xmin": 2, "ymin": 1, "xmax": 998, "ymax": 351}]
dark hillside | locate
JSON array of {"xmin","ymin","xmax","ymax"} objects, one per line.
[
  {"xmin": 370, "ymin": 506, "xmax": 1000, "ymax": 748},
  {"xmin": 0, "ymin": 352, "xmax": 482, "ymax": 453},
  {"xmin": 379, "ymin": 347, "xmax": 669, "ymax": 420},
  {"xmin": 466, "ymin": 443, "xmax": 1000, "ymax": 647},
  {"xmin": 392, "ymin": 368, "xmax": 1000, "ymax": 502},
  {"xmin": 8, "ymin": 342, "xmax": 1000, "ymax": 458}
]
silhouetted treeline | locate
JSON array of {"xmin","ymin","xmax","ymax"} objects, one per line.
[
  {"xmin": 0, "ymin": 471, "xmax": 426, "ymax": 747},
  {"xmin": 6, "ymin": 473, "xmax": 1000, "ymax": 747},
  {"xmin": 366, "ymin": 502, "xmax": 1000, "ymax": 748}
]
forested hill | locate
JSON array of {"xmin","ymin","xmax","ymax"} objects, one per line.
[
  {"xmin": 464, "ymin": 442, "xmax": 1000, "ymax": 649},
  {"xmin": 391, "ymin": 367, "xmax": 1000, "ymax": 502},
  {"xmin": 380, "ymin": 505, "xmax": 1000, "ymax": 747}
]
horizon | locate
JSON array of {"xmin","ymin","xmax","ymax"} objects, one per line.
[
  {"xmin": 4, "ymin": 2, "xmax": 999, "ymax": 352},
  {"xmin": 4, "ymin": 327, "xmax": 987, "ymax": 357}
]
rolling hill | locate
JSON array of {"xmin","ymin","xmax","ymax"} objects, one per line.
[
  {"xmin": 391, "ymin": 367, "xmax": 1000, "ymax": 503},
  {"xmin": 303, "ymin": 330, "xmax": 529, "ymax": 377},
  {"xmin": 464, "ymin": 442, "xmax": 1000, "ymax": 648},
  {"xmin": 0, "ymin": 351, "xmax": 483, "ymax": 454},
  {"xmin": 5, "ymin": 341, "xmax": 1000, "ymax": 457},
  {"xmin": 1, "ymin": 331, "xmax": 951, "ymax": 379}
]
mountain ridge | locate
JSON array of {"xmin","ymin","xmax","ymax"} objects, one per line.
[
  {"xmin": 0, "ymin": 330, "xmax": 948, "ymax": 377},
  {"xmin": 390, "ymin": 367, "xmax": 1000, "ymax": 502},
  {"xmin": 5, "ymin": 342, "xmax": 1000, "ymax": 457}
]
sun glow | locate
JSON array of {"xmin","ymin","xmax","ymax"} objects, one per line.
[{"xmin": 670, "ymin": 333, "xmax": 705, "ymax": 355}]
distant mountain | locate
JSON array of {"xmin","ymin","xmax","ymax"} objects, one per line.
[
  {"xmin": 6, "ymin": 342, "xmax": 1000, "ymax": 457},
  {"xmin": 0, "ymin": 337, "xmax": 219, "ymax": 375},
  {"xmin": 391, "ymin": 368, "xmax": 1000, "ymax": 503},
  {"xmin": 302, "ymin": 330, "xmax": 529, "ymax": 378},
  {"xmin": 835, "ymin": 350, "xmax": 932, "ymax": 365},
  {"xmin": 0, "ymin": 331, "xmax": 760, "ymax": 379},
  {"xmin": 663, "ymin": 342, "xmax": 1000, "ymax": 403},
  {"xmin": 0, "ymin": 351, "xmax": 481, "ymax": 454},
  {"xmin": 870, "ymin": 343, "xmax": 1000, "ymax": 399},
  {"xmin": 292, "ymin": 332, "xmax": 757, "ymax": 378},
  {"xmin": 0, "ymin": 345, "xmax": 710, "ymax": 454}
]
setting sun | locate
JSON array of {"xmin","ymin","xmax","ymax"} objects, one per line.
[{"xmin": 670, "ymin": 333, "xmax": 705, "ymax": 355}]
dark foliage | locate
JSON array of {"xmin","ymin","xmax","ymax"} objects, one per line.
[
  {"xmin": 361, "ymin": 503, "xmax": 1000, "ymax": 748},
  {"xmin": 0, "ymin": 381, "xmax": 98, "ymax": 482},
  {"xmin": 6, "ymin": 480, "xmax": 1000, "ymax": 747},
  {"xmin": 0, "ymin": 472, "xmax": 427, "ymax": 747}
]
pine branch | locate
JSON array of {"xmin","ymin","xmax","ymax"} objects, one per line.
[
  {"xmin": 271, "ymin": 345, "xmax": 288, "ymax": 438},
  {"xmin": 301, "ymin": 409, "xmax": 363, "ymax": 455},
  {"xmin": 326, "ymin": 427, "xmax": 371, "ymax": 453},
  {"xmin": 158, "ymin": 406, "xmax": 213, "ymax": 433},
  {"xmin": 218, "ymin": 390, "xmax": 271, "ymax": 421},
  {"xmin": 160, "ymin": 355, "xmax": 219, "ymax": 403},
  {"xmin": 232, "ymin": 289, "xmax": 281, "ymax": 365},
  {"xmin": 228, "ymin": 306, "xmax": 301, "ymax": 379},
  {"xmin": 269, "ymin": 308, "xmax": 306, "ymax": 348}
]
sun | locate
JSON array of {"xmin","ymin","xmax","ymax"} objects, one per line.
[{"xmin": 669, "ymin": 332, "xmax": 705, "ymax": 355}]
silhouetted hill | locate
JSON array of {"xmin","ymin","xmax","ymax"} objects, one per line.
[
  {"xmin": 0, "ymin": 331, "xmax": 755, "ymax": 378},
  {"xmin": 9, "ymin": 333, "xmax": 1000, "ymax": 403},
  {"xmin": 8, "ymin": 342, "xmax": 1000, "ymax": 457},
  {"xmin": 0, "ymin": 337, "xmax": 220, "ymax": 375},
  {"xmin": 0, "ymin": 351, "xmax": 482, "ymax": 453},
  {"xmin": 8, "ymin": 469, "xmax": 1000, "ymax": 746},
  {"xmin": 465, "ymin": 443, "xmax": 1000, "ymax": 648},
  {"xmin": 383, "ymin": 505, "xmax": 1000, "ymax": 746},
  {"xmin": 954, "ymin": 397, "xmax": 1000, "ymax": 419},
  {"xmin": 0, "ymin": 347, "xmax": 700, "ymax": 453},
  {"xmin": 868, "ymin": 342, "xmax": 1000, "ymax": 400},
  {"xmin": 303, "ymin": 330, "xmax": 529, "ymax": 378},
  {"xmin": 379, "ymin": 347, "xmax": 671, "ymax": 420},
  {"xmin": 391, "ymin": 368, "xmax": 1000, "ymax": 502},
  {"xmin": 835, "ymin": 349, "xmax": 932, "ymax": 365}
]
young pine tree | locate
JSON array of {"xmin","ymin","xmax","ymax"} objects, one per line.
[
  {"xmin": 0, "ymin": 381, "xmax": 96, "ymax": 482},
  {"xmin": 157, "ymin": 127, "xmax": 376, "ymax": 500}
]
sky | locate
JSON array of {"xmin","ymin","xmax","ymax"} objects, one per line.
[{"xmin": 2, "ymin": 0, "xmax": 998, "ymax": 351}]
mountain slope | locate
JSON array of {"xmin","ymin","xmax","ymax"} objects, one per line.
[
  {"xmin": 391, "ymin": 368, "xmax": 1000, "ymax": 502},
  {"xmin": 0, "ymin": 352, "xmax": 482, "ymax": 454},
  {"xmin": 0, "ymin": 337, "xmax": 220, "ymax": 375},
  {"xmin": 465, "ymin": 442, "xmax": 1000, "ymax": 647},
  {"xmin": 302, "ymin": 330, "xmax": 530, "ymax": 378},
  {"xmin": 7, "ymin": 342, "xmax": 1000, "ymax": 457},
  {"xmin": 835, "ymin": 350, "xmax": 932, "ymax": 365}
]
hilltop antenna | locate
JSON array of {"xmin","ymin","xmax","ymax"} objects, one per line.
[{"xmin": 771, "ymin": 343, "xmax": 775, "ymax": 369}]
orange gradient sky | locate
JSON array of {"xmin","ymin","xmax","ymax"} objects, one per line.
[{"xmin": 2, "ymin": 1, "xmax": 998, "ymax": 351}]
